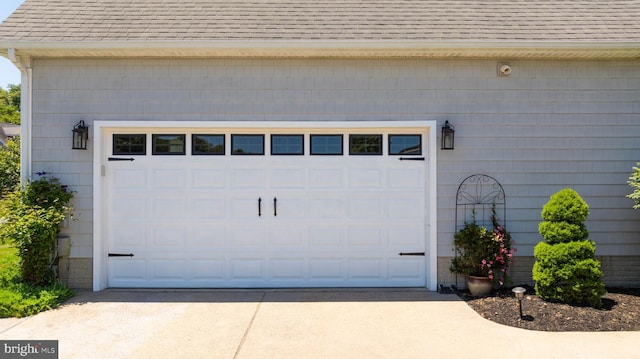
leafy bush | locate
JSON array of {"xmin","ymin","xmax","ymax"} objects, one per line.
[
  {"xmin": 0, "ymin": 245, "xmax": 74, "ymax": 318},
  {"xmin": 0, "ymin": 136, "xmax": 20, "ymax": 196},
  {"xmin": 540, "ymin": 188, "xmax": 589, "ymax": 223},
  {"xmin": 628, "ymin": 162, "xmax": 640, "ymax": 209},
  {"xmin": 532, "ymin": 188, "xmax": 605, "ymax": 308},
  {"xmin": 0, "ymin": 174, "xmax": 73, "ymax": 286},
  {"xmin": 450, "ymin": 208, "xmax": 515, "ymax": 286},
  {"xmin": 538, "ymin": 221, "xmax": 588, "ymax": 244},
  {"xmin": 0, "ymin": 85, "xmax": 20, "ymax": 125}
]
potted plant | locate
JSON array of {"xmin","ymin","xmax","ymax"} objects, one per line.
[{"xmin": 450, "ymin": 209, "xmax": 514, "ymax": 296}]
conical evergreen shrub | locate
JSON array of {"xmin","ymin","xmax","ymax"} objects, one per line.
[{"xmin": 532, "ymin": 188, "xmax": 606, "ymax": 308}]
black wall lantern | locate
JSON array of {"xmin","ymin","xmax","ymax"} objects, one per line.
[
  {"xmin": 72, "ymin": 120, "xmax": 89, "ymax": 150},
  {"xmin": 441, "ymin": 120, "xmax": 455, "ymax": 150}
]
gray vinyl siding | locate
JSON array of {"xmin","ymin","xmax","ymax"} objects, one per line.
[{"xmin": 30, "ymin": 58, "xmax": 640, "ymax": 260}]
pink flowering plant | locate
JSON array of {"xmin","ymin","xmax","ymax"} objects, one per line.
[{"xmin": 450, "ymin": 208, "xmax": 515, "ymax": 286}]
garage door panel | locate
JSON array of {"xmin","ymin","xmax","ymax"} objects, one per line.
[
  {"xmin": 151, "ymin": 198, "xmax": 187, "ymax": 218},
  {"xmin": 109, "ymin": 259, "xmax": 147, "ymax": 281},
  {"xmin": 111, "ymin": 198, "xmax": 147, "ymax": 219},
  {"xmin": 231, "ymin": 197, "xmax": 264, "ymax": 218},
  {"xmin": 309, "ymin": 259, "xmax": 344, "ymax": 279},
  {"xmin": 348, "ymin": 226, "xmax": 383, "ymax": 247},
  {"xmin": 230, "ymin": 168, "xmax": 268, "ymax": 189},
  {"xmin": 388, "ymin": 198, "xmax": 424, "ymax": 219},
  {"xmin": 309, "ymin": 168, "xmax": 345, "ymax": 188},
  {"xmin": 190, "ymin": 259, "xmax": 226, "ymax": 279},
  {"xmin": 231, "ymin": 259, "xmax": 265, "ymax": 279},
  {"xmin": 308, "ymin": 198, "xmax": 347, "ymax": 218},
  {"xmin": 388, "ymin": 167, "xmax": 424, "ymax": 189},
  {"xmin": 151, "ymin": 224, "xmax": 186, "ymax": 247},
  {"xmin": 309, "ymin": 226, "xmax": 344, "ymax": 247},
  {"xmin": 271, "ymin": 168, "xmax": 306, "ymax": 189},
  {"xmin": 152, "ymin": 259, "xmax": 188, "ymax": 280},
  {"xmin": 269, "ymin": 258, "xmax": 306, "ymax": 280},
  {"xmin": 111, "ymin": 224, "xmax": 147, "ymax": 249},
  {"xmin": 230, "ymin": 226, "xmax": 266, "ymax": 248},
  {"xmin": 388, "ymin": 259, "xmax": 424, "ymax": 280},
  {"xmin": 349, "ymin": 198, "xmax": 383, "ymax": 218},
  {"xmin": 270, "ymin": 226, "xmax": 306, "ymax": 247},
  {"xmin": 348, "ymin": 259, "xmax": 382, "ymax": 279},
  {"xmin": 188, "ymin": 197, "xmax": 227, "ymax": 219},
  {"xmin": 348, "ymin": 168, "xmax": 384, "ymax": 188},
  {"xmin": 151, "ymin": 168, "xmax": 187, "ymax": 189},
  {"xmin": 270, "ymin": 197, "xmax": 306, "ymax": 219},
  {"xmin": 190, "ymin": 226, "xmax": 226, "ymax": 248},
  {"xmin": 112, "ymin": 168, "xmax": 147, "ymax": 189},
  {"xmin": 191, "ymin": 169, "xmax": 227, "ymax": 189},
  {"xmin": 388, "ymin": 226, "xmax": 424, "ymax": 246}
]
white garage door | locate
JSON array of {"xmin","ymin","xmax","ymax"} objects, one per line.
[{"xmin": 103, "ymin": 125, "xmax": 428, "ymax": 288}]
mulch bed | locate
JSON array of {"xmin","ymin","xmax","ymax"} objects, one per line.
[{"xmin": 458, "ymin": 286, "xmax": 640, "ymax": 331}]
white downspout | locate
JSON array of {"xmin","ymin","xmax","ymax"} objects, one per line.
[{"xmin": 7, "ymin": 48, "xmax": 32, "ymax": 184}]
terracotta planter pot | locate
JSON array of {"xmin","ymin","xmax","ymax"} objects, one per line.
[{"xmin": 466, "ymin": 275, "xmax": 493, "ymax": 297}]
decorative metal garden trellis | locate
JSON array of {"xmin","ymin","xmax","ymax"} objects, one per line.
[{"xmin": 453, "ymin": 174, "xmax": 506, "ymax": 288}]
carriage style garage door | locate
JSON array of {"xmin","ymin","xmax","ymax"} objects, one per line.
[{"xmin": 100, "ymin": 122, "xmax": 430, "ymax": 288}]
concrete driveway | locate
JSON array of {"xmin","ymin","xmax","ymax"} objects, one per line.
[{"xmin": 0, "ymin": 289, "xmax": 638, "ymax": 359}]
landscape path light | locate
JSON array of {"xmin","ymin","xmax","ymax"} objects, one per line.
[{"xmin": 512, "ymin": 286, "xmax": 526, "ymax": 319}]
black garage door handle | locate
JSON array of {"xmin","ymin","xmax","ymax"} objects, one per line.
[{"xmin": 273, "ymin": 197, "xmax": 277, "ymax": 216}]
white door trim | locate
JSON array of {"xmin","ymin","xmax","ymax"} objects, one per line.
[{"xmin": 93, "ymin": 120, "xmax": 438, "ymax": 291}]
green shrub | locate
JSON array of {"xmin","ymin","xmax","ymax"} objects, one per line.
[
  {"xmin": 0, "ymin": 137, "xmax": 20, "ymax": 196},
  {"xmin": 538, "ymin": 221, "xmax": 588, "ymax": 244},
  {"xmin": 532, "ymin": 188, "xmax": 605, "ymax": 308},
  {"xmin": 533, "ymin": 240, "xmax": 605, "ymax": 307},
  {"xmin": 450, "ymin": 207, "xmax": 514, "ymax": 286},
  {"xmin": 0, "ymin": 85, "xmax": 20, "ymax": 125},
  {"xmin": 541, "ymin": 188, "xmax": 590, "ymax": 223},
  {"xmin": 0, "ymin": 245, "xmax": 74, "ymax": 318},
  {"xmin": 628, "ymin": 162, "xmax": 640, "ymax": 209},
  {"xmin": 0, "ymin": 174, "xmax": 73, "ymax": 286}
]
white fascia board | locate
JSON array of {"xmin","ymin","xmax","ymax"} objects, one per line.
[
  {"xmin": 2, "ymin": 40, "xmax": 640, "ymax": 59},
  {"xmin": 1, "ymin": 39, "xmax": 640, "ymax": 49}
]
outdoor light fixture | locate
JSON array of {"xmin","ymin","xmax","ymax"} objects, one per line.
[
  {"xmin": 512, "ymin": 286, "xmax": 526, "ymax": 319},
  {"xmin": 72, "ymin": 120, "xmax": 89, "ymax": 150},
  {"xmin": 441, "ymin": 120, "xmax": 455, "ymax": 150}
]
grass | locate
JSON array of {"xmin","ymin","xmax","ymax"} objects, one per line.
[{"xmin": 0, "ymin": 244, "xmax": 75, "ymax": 318}]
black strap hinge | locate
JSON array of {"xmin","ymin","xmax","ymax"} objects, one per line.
[
  {"xmin": 398, "ymin": 252, "xmax": 425, "ymax": 256},
  {"xmin": 108, "ymin": 157, "xmax": 135, "ymax": 161},
  {"xmin": 108, "ymin": 253, "xmax": 135, "ymax": 257},
  {"xmin": 398, "ymin": 157, "xmax": 425, "ymax": 161}
]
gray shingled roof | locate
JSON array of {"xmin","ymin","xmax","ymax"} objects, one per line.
[
  {"xmin": 1, "ymin": 0, "xmax": 639, "ymax": 59},
  {"xmin": 2, "ymin": 0, "xmax": 640, "ymax": 42}
]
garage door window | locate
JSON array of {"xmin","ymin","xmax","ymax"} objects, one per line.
[
  {"xmin": 152, "ymin": 134, "xmax": 186, "ymax": 155},
  {"xmin": 389, "ymin": 135, "xmax": 422, "ymax": 155},
  {"xmin": 193, "ymin": 134, "xmax": 225, "ymax": 155},
  {"xmin": 271, "ymin": 135, "xmax": 304, "ymax": 155},
  {"xmin": 113, "ymin": 134, "xmax": 146, "ymax": 155},
  {"xmin": 232, "ymin": 134, "xmax": 264, "ymax": 155},
  {"xmin": 310, "ymin": 135, "xmax": 343, "ymax": 155},
  {"xmin": 349, "ymin": 135, "xmax": 382, "ymax": 155}
]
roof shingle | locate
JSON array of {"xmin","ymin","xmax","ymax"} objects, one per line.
[{"xmin": 1, "ymin": 0, "xmax": 640, "ymax": 42}]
